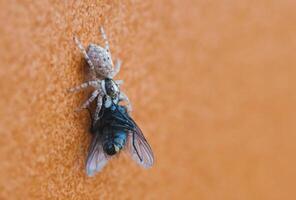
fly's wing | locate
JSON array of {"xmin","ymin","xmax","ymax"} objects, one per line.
[
  {"xmin": 126, "ymin": 123, "xmax": 154, "ymax": 168},
  {"xmin": 112, "ymin": 104, "xmax": 154, "ymax": 168},
  {"xmin": 86, "ymin": 133, "xmax": 109, "ymax": 176}
]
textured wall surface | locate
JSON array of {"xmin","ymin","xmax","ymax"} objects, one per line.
[{"xmin": 1, "ymin": 0, "xmax": 296, "ymax": 199}]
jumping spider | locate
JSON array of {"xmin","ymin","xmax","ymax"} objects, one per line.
[{"xmin": 69, "ymin": 27, "xmax": 132, "ymax": 124}]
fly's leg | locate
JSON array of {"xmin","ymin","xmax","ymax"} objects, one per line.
[
  {"xmin": 68, "ymin": 80, "xmax": 101, "ymax": 93},
  {"xmin": 74, "ymin": 36, "xmax": 95, "ymax": 71},
  {"xmin": 76, "ymin": 89, "xmax": 101, "ymax": 111},
  {"xmin": 87, "ymin": 108, "xmax": 95, "ymax": 134},
  {"xmin": 119, "ymin": 91, "xmax": 132, "ymax": 113},
  {"xmin": 93, "ymin": 93, "xmax": 104, "ymax": 125}
]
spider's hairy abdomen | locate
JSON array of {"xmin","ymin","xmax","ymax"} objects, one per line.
[{"xmin": 87, "ymin": 44, "xmax": 113, "ymax": 77}]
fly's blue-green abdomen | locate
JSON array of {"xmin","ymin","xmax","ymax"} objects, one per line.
[
  {"xmin": 102, "ymin": 129, "xmax": 127, "ymax": 156},
  {"xmin": 114, "ymin": 130, "xmax": 127, "ymax": 149}
]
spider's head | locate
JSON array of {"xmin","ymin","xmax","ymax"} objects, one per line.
[
  {"xmin": 102, "ymin": 78, "xmax": 120, "ymax": 103},
  {"xmin": 105, "ymin": 78, "xmax": 120, "ymax": 99},
  {"xmin": 87, "ymin": 44, "xmax": 113, "ymax": 70}
]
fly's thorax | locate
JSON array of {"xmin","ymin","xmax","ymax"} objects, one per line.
[
  {"xmin": 87, "ymin": 44, "xmax": 113, "ymax": 76},
  {"xmin": 102, "ymin": 129, "xmax": 127, "ymax": 156}
]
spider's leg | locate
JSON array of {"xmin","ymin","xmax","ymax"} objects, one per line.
[
  {"xmin": 68, "ymin": 80, "xmax": 101, "ymax": 93},
  {"xmin": 119, "ymin": 91, "xmax": 132, "ymax": 113},
  {"xmin": 93, "ymin": 93, "xmax": 104, "ymax": 125},
  {"xmin": 115, "ymin": 80, "xmax": 124, "ymax": 86},
  {"xmin": 74, "ymin": 36, "xmax": 95, "ymax": 71},
  {"xmin": 99, "ymin": 26, "xmax": 110, "ymax": 51},
  {"xmin": 110, "ymin": 59, "xmax": 121, "ymax": 78},
  {"xmin": 76, "ymin": 89, "xmax": 101, "ymax": 111}
]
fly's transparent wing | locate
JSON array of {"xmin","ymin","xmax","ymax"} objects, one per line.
[
  {"xmin": 86, "ymin": 133, "xmax": 109, "ymax": 176},
  {"xmin": 126, "ymin": 127, "xmax": 154, "ymax": 168}
]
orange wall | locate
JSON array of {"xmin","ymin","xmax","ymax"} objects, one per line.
[{"xmin": 0, "ymin": 0, "xmax": 296, "ymax": 199}]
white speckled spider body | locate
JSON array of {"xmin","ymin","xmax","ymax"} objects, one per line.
[{"xmin": 70, "ymin": 27, "xmax": 131, "ymax": 124}]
